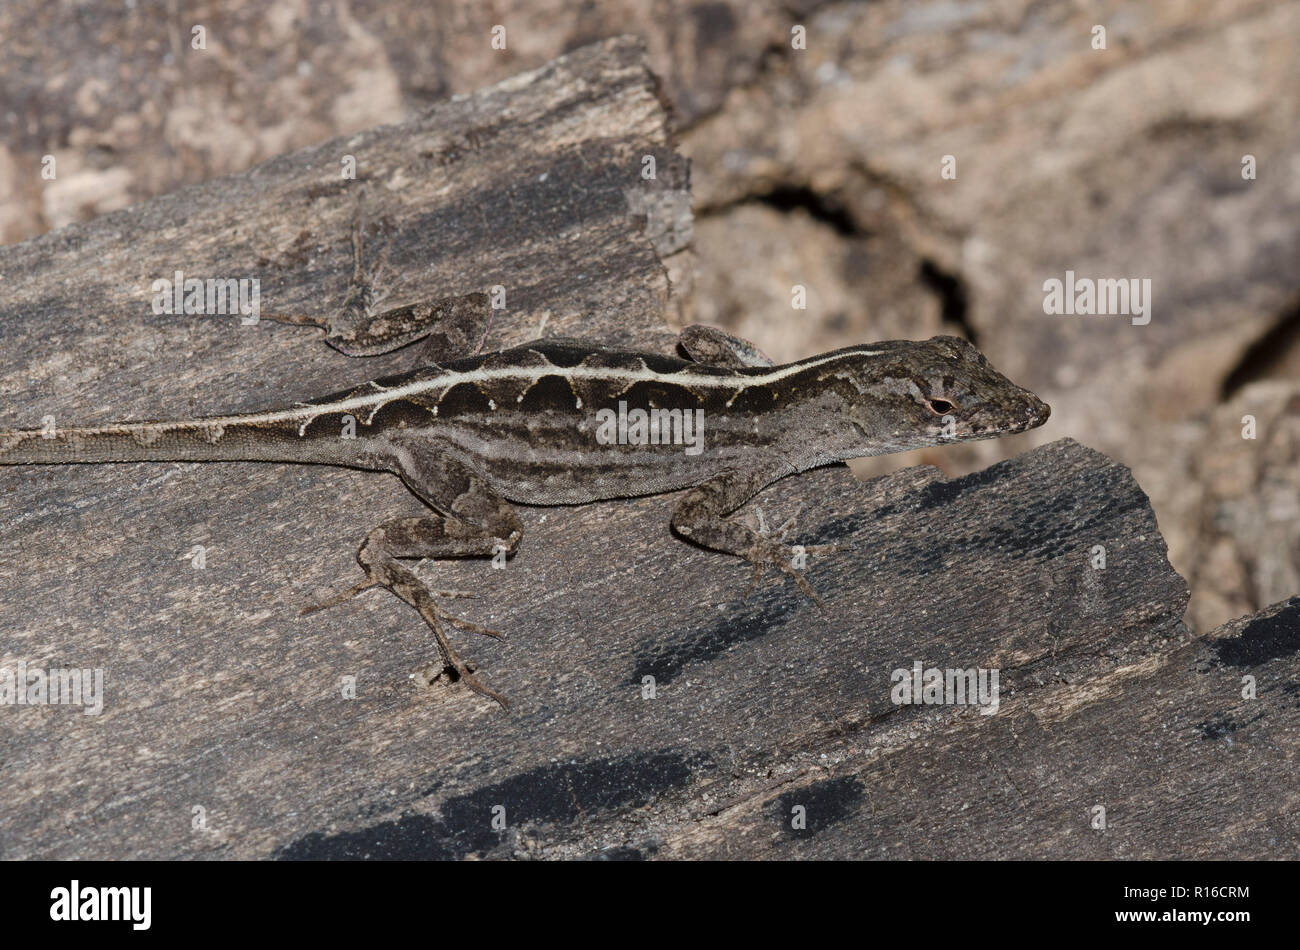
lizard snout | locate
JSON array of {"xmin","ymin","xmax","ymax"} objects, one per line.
[{"xmin": 1024, "ymin": 393, "xmax": 1050, "ymax": 428}]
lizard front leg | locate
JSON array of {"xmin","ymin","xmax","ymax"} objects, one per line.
[
  {"xmin": 308, "ymin": 448, "xmax": 522, "ymax": 708},
  {"xmin": 670, "ymin": 465, "xmax": 833, "ymax": 607}
]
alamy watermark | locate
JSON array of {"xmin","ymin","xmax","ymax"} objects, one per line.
[
  {"xmin": 891, "ymin": 661, "xmax": 999, "ymax": 715},
  {"xmin": 50, "ymin": 881, "xmax": 150, "ymax": 930},
  {"xmin": 151, "ymin": 269, "xmax": 261, "ymax": 324},
  {"xmin": 594, "ymin": 401, "xmax": 705, "ymax": 456},
  {"xmin": 1042, "ymin": 270, "xmax": 1151, "ymax": 325},
  {"xmin": 1, "ymin": 662, "xmax": 104, "ymax": 715}
]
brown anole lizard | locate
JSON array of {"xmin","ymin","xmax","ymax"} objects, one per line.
[{"xmin": 0, "ymin": 219, "xmax": 1049, "ymax": 709}]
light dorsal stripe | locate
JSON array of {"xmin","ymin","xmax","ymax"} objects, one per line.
[{"xmin": 65, "ymin": 347, "xmax": 884, "ymax": 436}]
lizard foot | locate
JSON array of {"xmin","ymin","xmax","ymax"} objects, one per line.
[
  {"xmin": 362, "ymin": 556, "xmax": 510, "ymax": 708},
  {"xmin": 740, "ymin": 538, "xmax": 836, "ymax": 609},
  {"xmin": 386, "ymin": 571, "xmax": 513, "ymax": 708},
  {"xmin": 741, "ymin": 505, "xmax": 839, "ymax": 608},
  {"xmin": 300, "ymin": 567, "xmax": 509, "ymax": 708},
  {"xmin": 413, "ymin": 658, "xmax": 510, "ymax": 710}
]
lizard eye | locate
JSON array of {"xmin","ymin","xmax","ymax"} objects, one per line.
[{"xmin": 926, "ymin": 398, "xmax": 958, "ymax": 415}]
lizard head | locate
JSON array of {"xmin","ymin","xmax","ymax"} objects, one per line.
[{"xmin": 834, "ymin": 335, "xmax": 1050, "ymax": 454}]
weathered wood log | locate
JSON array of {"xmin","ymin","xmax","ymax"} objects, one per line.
[{"xmin": 656, "ymin": 594, "xmax": 1300, "ymax": 860}]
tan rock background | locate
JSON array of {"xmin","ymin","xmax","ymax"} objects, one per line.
[{"xmin": 2, "ymin": 0, "xmax": 1297, "ymax": 634}]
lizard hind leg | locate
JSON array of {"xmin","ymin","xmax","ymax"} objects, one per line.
[
  {"xmin": 310, "ymin": 450, "xmax": 524, "ymax": 709},
  {"xmin": 354, "ymin": 516, "xmax": 513, "ymax": 708}
]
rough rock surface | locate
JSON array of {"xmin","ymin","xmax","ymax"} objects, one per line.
[
  {"xmin": 0, "ymin": 0, "xmax": 803, "ymax": 241},
  {"xmin": 1189, "ymin": 382, "xmax": 1300, "ymax": 632}
]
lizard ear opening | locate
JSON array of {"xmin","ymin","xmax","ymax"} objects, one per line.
[{"xmin": 926, "ymin": 398, "xmax": 957, "ymax": 415}]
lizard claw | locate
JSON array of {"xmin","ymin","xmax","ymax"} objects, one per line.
[{"xmin": 436, "ymin": 608, "xmax": 507, "ymax": 641}]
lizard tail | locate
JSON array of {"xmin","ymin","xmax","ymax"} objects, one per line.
[{"xmin": 0, "ymin": 417, "xmax": 328, "ymax": 466}]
